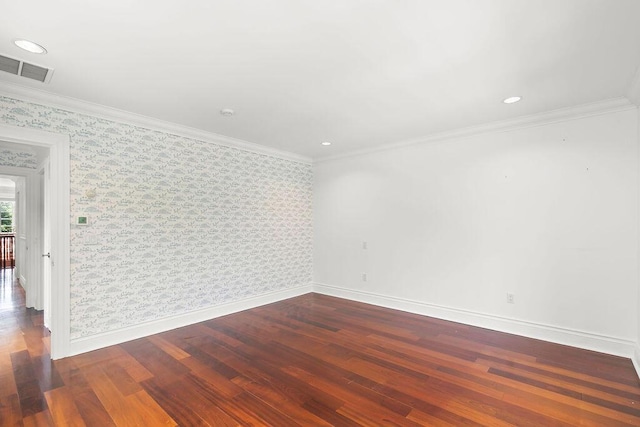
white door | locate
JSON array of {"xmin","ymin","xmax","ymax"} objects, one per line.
[{"xmin": 40, "ymin": 162, "xmax": 52, "ymax": 330}]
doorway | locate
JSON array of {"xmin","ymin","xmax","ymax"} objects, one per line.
[
  {"xmin": 0, "ymin": 124, "xmax": 70, "ymax": 359},
  {"xmin": 0, "ymin": 177, "xmax": 16, "ymax": 270},
  {"xmin": 0, "ymin": 170, "xmax": 44, "ymax": 311}
]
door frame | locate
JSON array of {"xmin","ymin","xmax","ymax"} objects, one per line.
[{"xmin": 0, "ymin": 124, "xmax": 70, "ymax": 359}]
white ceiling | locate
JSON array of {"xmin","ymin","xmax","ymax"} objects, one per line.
[{"xmin": 1, "ymin": 0, "xmax": 639, "ymax": 159}]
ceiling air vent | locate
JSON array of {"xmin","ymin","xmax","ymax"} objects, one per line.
[{"xmin": 0, "ymin": 53, "xmax": 54, "ymax": 83}]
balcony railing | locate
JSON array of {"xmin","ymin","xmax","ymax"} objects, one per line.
[{"xmin": 0, "ymin": 234, "xmax": 15, "ymax": 269}]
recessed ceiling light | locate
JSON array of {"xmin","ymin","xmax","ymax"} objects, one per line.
[
  {"xmin": 220, "ymin": 108, "xmax": 235, "ymax": 117},
  {"xmin": 503, "ymin": 96, "xmax": 522, "ymax": 104},
  {"xmin": 13, "ymin": 39, "xmax": 47, "ymax": 54},
  {"xmin": 321, "ymin": 141, "xmax": 332, "ymax": 146}
]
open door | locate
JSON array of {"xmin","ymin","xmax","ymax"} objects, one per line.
[{"xmin": 40, "ymin": 161, "xmax": 52, "ymax": 330}]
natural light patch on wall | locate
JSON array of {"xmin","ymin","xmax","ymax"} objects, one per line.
[
  {"xmin": 0, "ymin": 95, "xmax": 313, "ymax": 339},
  {"xmin": 0, "ymin": 147, "xmax": 38, "ymax": 169}
]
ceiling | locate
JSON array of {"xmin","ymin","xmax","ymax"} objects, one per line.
[{"xmin": 1, "ymin": 0, "xmax": 639, "ymax": 160}]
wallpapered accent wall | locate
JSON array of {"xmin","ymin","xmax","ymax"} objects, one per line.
[
  {"xmin": 0, "ymin": 147, "xmax": 38, "ymax": 169},
  {"xmin": 0, "ymin": 96, "xmax": 313, "ymax": 339}
]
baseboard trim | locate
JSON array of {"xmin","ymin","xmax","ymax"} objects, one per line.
[
  {"xmin": 65, "ymin": 281, "xmax": 639, "ymax": 369},
  {"xmin": 313, "ymin": 283, "xmax": 635, "ymax": 359},
  {"xmin": 67, "ymin": 284, "xmax": 313, "ymax": 358},
  {"xmin": 633, "ymin": 345, "xmax": 640, "ymax": 381}
]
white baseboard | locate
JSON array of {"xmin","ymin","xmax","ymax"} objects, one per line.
[
  {"xmin": 67, "ymin": 284, "xmax": 313, "ymax": 358},
  {"xmin": 65, "ymin": 280, "xmax": 640, "ymax": 377},
  {"xmin": 313, "ymin": 283, "xmax": 636, "ymax": 359},
  {"xmin": 633, "ymin": 344, "xmax": 640, "ymax": 381}
]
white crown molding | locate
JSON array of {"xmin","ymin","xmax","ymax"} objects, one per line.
[
  {"xmin": 0, "ymin": 81, "xmax": 312, "ymax": 165},
  {"xmin": 315, "ymin": 97, "xmax": 635, "ymax": 164},
  {"xmin": 67, "ymin": 284, "xmax": 313, "ymax": 358},
  {"xmin": 628, "ymin": 63, "xmax": 640, "ymax": 106},
  {"xmin": 313, "ymin": 283, "xmax": 635, "ymax": 358}
]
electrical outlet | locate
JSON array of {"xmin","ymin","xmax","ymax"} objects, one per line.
[
  {"xmin": 507, "ymin": 293, "xmax": 515, "ymax": 304},
  {"xmin": 362, "ymin": 241, "xmax": 368, "ymax": 250},
  {"xmin": 362, "ymin": 273, "xmax": 367, "ymax": 282}
]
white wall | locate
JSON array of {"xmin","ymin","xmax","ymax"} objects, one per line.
[
  {"xmin": 636, "ymin": 106, "xmax": 640, "ymax": 370},
  {"xmin": 314, "ymin": 108, "xmax": 638, "ymax": 355}
]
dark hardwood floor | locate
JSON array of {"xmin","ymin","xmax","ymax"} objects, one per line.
[{"xmin": 1, "ymin": 268, "xmax": 640, "ymax": 426}]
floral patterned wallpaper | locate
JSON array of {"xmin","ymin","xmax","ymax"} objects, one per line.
[
  {"xmin": 0, "ymin": 147, "xmax": 38, "ymax": 168},
  {"xmin": 0, "ymin": 95, "xmax": 313, "ymax": 339}
]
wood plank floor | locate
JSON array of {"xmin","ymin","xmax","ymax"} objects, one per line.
[{"xmin": 1, "ymin": 268, "xmax": 640, "ymax": 426}]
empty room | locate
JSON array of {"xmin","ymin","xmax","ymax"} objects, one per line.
[{"xmin": 1, "ymin": 0, "xmax": 640, "ymax": 425}]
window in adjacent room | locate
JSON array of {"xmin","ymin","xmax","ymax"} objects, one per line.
[{"xmin": 0, "ymin": 201, "xmax": 14, "ymax": 233}]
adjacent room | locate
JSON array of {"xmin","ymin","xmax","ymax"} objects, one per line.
[{"xmin": 1, "ymin": 0, "xmax": 640, "ymax": 425}]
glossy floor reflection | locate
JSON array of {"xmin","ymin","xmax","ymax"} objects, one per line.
[
  {"xmin": 0, "ymin": 268, "xmax": 56, "ymax": 424},
  {"xmin": 2, "ymin": 268, "xmax": 640, "ymax": 425}
]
